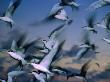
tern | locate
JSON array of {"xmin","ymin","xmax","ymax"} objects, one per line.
[
  {"xmin": 48, "ymin": 3, "xmax": 63, "ymax": 17},
  {"xmin": 75, "ymin": 31, "xmax": 97, "ymax": 60},
  {"xmin": 67, "ymin": 60, "xmax": 100, "ymax": 82},
  {"xmin": 30, "ymin": 40, "xmax": 65, "ymax": 82},
  {"xmin": 42, "ymin": 23, "xmax": 69, "ymax": 52},
  {"xmin": 46, "ymin": 4, "xmax": 71, "ymax": 22},
  {"xmin": 88, "ymin": 0, "xmax": 110, "ymax": 11},
  {"xmin": 48, "ymin": 3, "xmax": 72, "ymax": 22},
  {"xmin": 7, "ymin": 44, "xmax": 45, "ymax": 70},
  {"xmin": 48, "ymin": 22, "xmax": 71, "ymax": 39},
  {"xmin": 7, "ymin": 51, "xmax": 27, "ymax": 70},
  {"xmin": 46, "ymin": 3, "xmax": 72, "ymax": 22},
  {"xmin": 102, "ymin": 37, "xmax": 110, "ymax": 44},
  {"xmin": 6, "ymin": 37, "xmax": 45, "ymax": 69},
  {"xmin": 10, "ymin": 34, "xmax": 45, "ymax": 58},
  {"xmin": 82, "ymin": 13, "xmax": 97, "ymax": 34},
  {"xmin": 30, "ymin": 41, "xmax": 59, "ymax": 75},
  {"xmin": 0, "ymin": 0, "xmax": 22, "ymax": 28},
  {"xmin": 96, "ymin": 12, "xmax": 110, "ymax": 31},
  {"xmin": 30, "ymin": 3, "xmax": 71, "ymax": 26}
]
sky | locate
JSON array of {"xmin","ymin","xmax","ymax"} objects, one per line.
[{"xmin": 0, "ymin": 0, "xmax": 110, "ymax": 55}]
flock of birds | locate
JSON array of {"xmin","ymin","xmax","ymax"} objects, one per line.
[{"xmin": 0, "ymin": 0, "xmax": 110, "ymax": 82}]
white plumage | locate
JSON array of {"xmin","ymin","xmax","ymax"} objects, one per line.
[{"xmin": 0, "ymin": 0, "xmax": 22, "ymax": 27}]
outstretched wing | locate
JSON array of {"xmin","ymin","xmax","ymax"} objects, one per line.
[
  {"xmin": 23, "ymin": 38, "xmax": 45, "ymax": 57},
  {"xmin": 103, "ymin": 12, "xmax": 110, "ymax": 30},
  {"xmin": 80, "ymin": 60, "xmax": 100, "ymax": 77},
  {"xmin": 29, "ymin": 3, "xmax": 63, "ymax": 26},
  {"xmin": 5, "ymin": 0, "xmax": 22, "ymax": 17},
  {"xmin": 48, "ymin": 23, "xmax": 66, "ymax": 39},
  {"xmin": 88, "ymin": 0, "xmax": 110, "ymax": 11}
]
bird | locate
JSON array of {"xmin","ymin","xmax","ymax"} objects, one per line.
[
  {"xmin": 88, "ymin": 0, "xmax": 110, "ymax": 11},
  {"xmin": 30, "ymin": 41, "xmax": 59, "ymax": 75},
  {"xmin": 7, "ymin": 51, "xmax": 27, "ymax": 70},
  {"xmin": 96, "ymin": 12, "xmax": 110, "ymax": 31},
  {"xmin": 0, "ymin": 0, "xmax": 22, "ymax": 28},
  {"xmin": 41, "ymin": 23, "xmax": 69, "ymax": 52},
  {"xmin": 82, "ymin": 13, "xmax": 97, "ymax": 34},
  {"xmin": 67, "ymin": 60, "xmax": 100, "ymax": 82},
  {"xmin": 10, "ymin": 33, "xmax": 45, "ymax": 58},
  {"xmin": 74, "ymin": 48, "xmax": 90, "ymax": 60},
  {"xmin": 47, "ymin": 2, "xmax": 73, "ymax": 22},
  {"xmin": 75, "ymin": 30, "xmax": 97, "ymax": 60},
  {"xmin": 102, "ymin": 37, "xmax": 110, "ymax": 44},
  {"xmin": 48, "ymin": 2, "xmax": 73, "ymax": 22},
  {"xmin": 30, "ymin": 40, "xmax": 65, "ymax": 82},
  {"xmin": 48, "ymin": 22, "xmax": 71, "ymax": 39},
  {"xmin": 30, "ymin": 3, "xmax": 71, "ymax": 26},
  {"xmin": 79, "ymin": 30, "xmax": 91, "ymax": 48},
  {"xmin": 46, "ymin": 5, "xmax": 71, "ymax": 23},
  {"xmin": 5, "ymin": 36, "xmax": 45, "ymax": 69},
  {"xmin": 59, "ymin": 0, "xmax": 79, "ymax": 10},
  {"xmin": 48, "ymin": 3, "xmax": 63, "ymax": 18}
]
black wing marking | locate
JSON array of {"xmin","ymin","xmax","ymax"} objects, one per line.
[{"xmin": 5, "ymin": 0, "xmax": 22, "ymax": 17}]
